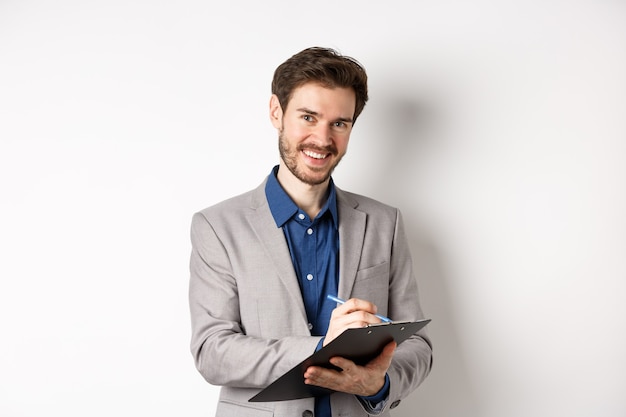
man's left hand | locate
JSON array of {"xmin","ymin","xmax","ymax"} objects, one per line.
[{"xmin": 303, "ymin": 341, "xmax": 396, "ymax": 396}]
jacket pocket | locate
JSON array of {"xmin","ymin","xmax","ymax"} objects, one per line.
[
  {"xmin": 355, "ymin": 261, "xmax": 389, "ymax": 285},
  {"xmin": 351, "ymin": 262, "xmax": 390, "ymax": 309}
]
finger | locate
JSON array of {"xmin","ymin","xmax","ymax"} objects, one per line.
[
  {"xmin": 368, "ymin": 341, "xmax": 397, "ymax": 369},
  {"xmin": 336, "ymin": 298, "xmax": 378, "ymax": 315},
  {"xmin": 382, "ymin": 340, "xmax": 397, "ymax": 356},
  {"xmin": 332, "ymin": 310, "xmax": 382, "ymax": 328},
  {"xmin": 326, "ymin": 314, "xmax": 376, "ymax": 341},
  {"xmin": 328, "ymin": 356, "xmax": 355, "ymax": 373},
  {"xmin": 303, "ymin": 366, "xmax": 341, "ymax": 388}
]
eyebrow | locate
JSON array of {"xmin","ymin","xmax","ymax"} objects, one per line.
[{"xmin": 296, "ymin": 107, "xmax": 354, "ymax": 124}]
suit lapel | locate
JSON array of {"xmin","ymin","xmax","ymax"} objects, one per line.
[
  {"xmin": 247, "ymin": 183, "xmax": 308, "ymax": 322},
  {"xmin": 336, "ymin": 189, "xmax": 366, "ymax": 300},
  {"xmin": 244, "ymin": 182, "xmax": 366, "ymax": 323}
]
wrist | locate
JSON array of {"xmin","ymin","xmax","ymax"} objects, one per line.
[{"xmin": 360, "ymin": 373, "xmax": 390, "ymax": 402}]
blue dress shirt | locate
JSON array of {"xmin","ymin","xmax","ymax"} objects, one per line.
[{"xmin": 265, "ymin": 166, "xmax": 389, "ymax": 416}]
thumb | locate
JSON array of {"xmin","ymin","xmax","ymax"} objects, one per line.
[{"xmin": 371, "ymin": 341, "xmax": 397, "ymax": 368}]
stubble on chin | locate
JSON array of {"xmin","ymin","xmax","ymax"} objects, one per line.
[{"xmin": 278, "ymin": 133, "xmax": 340, "ymax": 186}]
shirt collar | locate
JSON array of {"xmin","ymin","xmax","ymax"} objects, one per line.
[{"xmin": 265, "ymin": 165, "xmax": 338, "ymax": 229}]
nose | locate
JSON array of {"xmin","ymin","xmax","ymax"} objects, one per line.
[{"xmin": 311, "ymin": 123, "xmax": 332, "ymax": 145}]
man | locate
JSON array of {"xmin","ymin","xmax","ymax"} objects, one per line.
[{"xmin": 189, "ymin": 47, "xmax": 432, "ymax": 417}]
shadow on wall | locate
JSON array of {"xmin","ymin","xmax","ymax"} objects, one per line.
[{"xmin": 369, "ymin": 92, "xmax": 483, "ymax": 417}]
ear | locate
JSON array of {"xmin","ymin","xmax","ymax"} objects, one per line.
[{"xmin": 269, "ymin": 94, "xmax": 283, "ymax": 130}]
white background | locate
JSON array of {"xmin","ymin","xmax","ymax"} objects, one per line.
[{"xmin": 1, "ymin": 1, "xmax": 625, "ymax": 416}]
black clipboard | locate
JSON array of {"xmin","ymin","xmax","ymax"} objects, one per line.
[{"xmin": 249, "ymin": 319, "xmax": 430, "ymax": 402}]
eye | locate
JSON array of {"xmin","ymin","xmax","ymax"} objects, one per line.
[
  {"xmin": 302, "ymin": 114, "xmax": 314, "ymax": 122},
  {"xmin": 332, "ymin": 121, "xmax": 351, "ymax": 131}
]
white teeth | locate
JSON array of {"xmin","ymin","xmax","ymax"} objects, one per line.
[{"xmin": 303, "ymin": 150, "xmax": 326, "ymax": 159}]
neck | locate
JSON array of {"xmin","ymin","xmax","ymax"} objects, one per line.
[{"xmin": 276, "ymin": 162, "xmax": 329, "ymax": 219}]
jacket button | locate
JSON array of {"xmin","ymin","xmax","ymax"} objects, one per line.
[
  {"xmin": 390, "ymin": 400, "xmax": 401, "ymax": 409},
  {"xmin": 302, "ymin": 410, "xmax": 314, "ymax": 417}
]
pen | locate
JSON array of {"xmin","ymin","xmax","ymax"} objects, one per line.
[{"xmin": 326, "ymin": 294, "xmax": 393, "ymax": 323}]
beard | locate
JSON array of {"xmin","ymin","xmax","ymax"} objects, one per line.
[{"xmin": 278, "ymin": 130, "xmax": 344, "ymax": 186}]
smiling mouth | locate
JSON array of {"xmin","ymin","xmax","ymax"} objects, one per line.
[{"xmin": 303, "ymin": 149, "xmax": 328, "ymax": 159}]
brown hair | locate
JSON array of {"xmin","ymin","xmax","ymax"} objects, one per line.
[{"xmin": 271, "ymin": 47, "xmax": 369, "ymax": 123}]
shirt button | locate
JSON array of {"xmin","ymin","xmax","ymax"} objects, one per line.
[
  {"xmin": 298, "ymin": 213, "xmax": 305, "ymax": 220},
  {"xmin": 307, "ymin": 228, "xmax": 313, "ymax": 235},
  {"xmin": 307, "ymin": 323, "xmax": 313, "ymax": 330},
  {"xmin": 302, "ymin": 410, "xmax": 314, "ymax": 417},
  {"xmin": 306, "ymin": 274, "xmax": 313, "ymax": 281}
]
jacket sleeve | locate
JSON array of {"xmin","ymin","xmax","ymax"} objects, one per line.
[
  {"xmin": 385, "ymin": 209, "xmax": 433, "ymax": 409},
  {"xmin": 189, "ymin": 211, "xmax": 320, "ymax": 388}
]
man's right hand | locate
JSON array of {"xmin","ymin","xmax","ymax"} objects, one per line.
[{"xmin": 323, "ymin": 297, "xmax": 383, "ymax": 347}]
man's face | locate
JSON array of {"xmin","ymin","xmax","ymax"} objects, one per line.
[{"xmin": 270, "ymin": 82, "xmax": 356, "ymax": 186}]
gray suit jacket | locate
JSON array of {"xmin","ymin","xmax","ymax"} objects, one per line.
[{"xmin": 189, "ymin": 178, "xmax": 432, "ymax": 416}]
